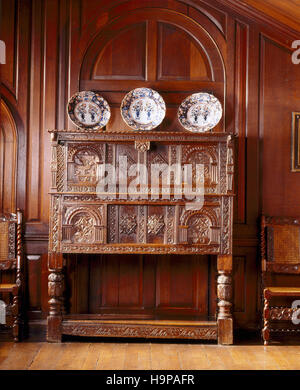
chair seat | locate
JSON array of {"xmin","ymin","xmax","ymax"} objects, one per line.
[
  {"xmin": 264, "ymin": 286, "xmax": 300, "ymax": 296},
  {"xmin": 0, "ymin": 283, "xmax": 18, "ymax": 293}
]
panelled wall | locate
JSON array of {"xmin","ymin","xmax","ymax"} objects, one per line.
[{"xmin": 0, "ymin": 0, "xmax": 300, "ymax": 330}]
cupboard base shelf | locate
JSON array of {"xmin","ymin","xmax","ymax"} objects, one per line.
[{"xmin": 59, "ymin": 319, "xmax": 218, "ymax": 340}]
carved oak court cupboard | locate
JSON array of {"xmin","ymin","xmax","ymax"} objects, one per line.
[{"xmin": 47, "ymin": 129, "xmax": 234, "ymax": 344}]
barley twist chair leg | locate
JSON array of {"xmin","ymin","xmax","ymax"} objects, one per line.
[{"xmin": 262, "ymin": 291, "xmax": 270, "ymax": 345}]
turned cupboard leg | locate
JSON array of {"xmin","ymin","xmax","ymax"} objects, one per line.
[
  {"xmin": 47, "ymin": 253, "xmax": 64, "ymax": 342},
  {"xmin": 217, "ymin": 255, "xmax": 233, "ymax": 345}
]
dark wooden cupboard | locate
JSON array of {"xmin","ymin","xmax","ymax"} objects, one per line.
[{"xmin": 1, "ymin": 0, "xmax": 300, "ymax": 336}]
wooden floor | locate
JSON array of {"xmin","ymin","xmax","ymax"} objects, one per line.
[{"xmin": 1, "ymin": 340, "xmax": 300, "ymax": 370}]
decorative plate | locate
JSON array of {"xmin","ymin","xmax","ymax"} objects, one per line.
[
  {"xmin": 67, "ymin": 91, "xmax": 111, "ymax": 130},
  {"xmin": 120, "ymin": 88, "xmax": 166, "ymax": 131},
  {"xmin": 178, "ymin": 93, "xmax": 222, "ymax": 132}
]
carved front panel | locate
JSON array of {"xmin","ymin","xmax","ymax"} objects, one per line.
[
  {"xmin": 53, "ymin": 141, "xmax": 233, "ymax": 198},
  {"xmin": 49, "ymin": 134, "xmax": 234, "ymax": 255},
  {"xmin": 50, "ymin": 197, "xmax": 228, "ymax": 254}
]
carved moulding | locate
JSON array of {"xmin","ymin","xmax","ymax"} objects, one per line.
[
  {"xmin": 61, "ymin": 322, "xmax": 217, "ymax": 340},
  {"xmin": 221, "ymin": 196, "xmax": 232, "ymax": 254},
  {"xmin": 49, "ymin": 196, "xmax": 61, "ymax": 253},
  {"xmin": 268, "ymin": 307, "xmax": 298, "ymax": 321},
  {"xmin": 61, "ymin": 243, "xmax": 221, "ymax": 255}
]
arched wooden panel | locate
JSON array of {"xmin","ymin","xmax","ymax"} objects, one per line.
[
  {"xmin": 0, "ymin": 101, "xmax": 17, "ymax": 213},
  {"xmin": 80, "ymin": 8, "xmax": 225, "ymax": 133},
  {"xmin": 157, "ymin": 22, "xmax": 212, "ymax": 81},
  {"xmin": 92, "ymin": 23, "xmax": 146, "ymax": 80},
  {"xmin": 81, "ymin": 8, "xmax": 224, "ymax": 83}
]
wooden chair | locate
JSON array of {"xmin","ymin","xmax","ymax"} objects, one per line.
[
  {"xmin": 261, "ymin": 215, "xmax": 300, "ymax": 345},
  {"xmin": 0, "ymin": 209, "xmax": 23, "ymax": 341}
]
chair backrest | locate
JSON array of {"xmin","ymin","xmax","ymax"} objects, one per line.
[
  {"xmin": 0, "ymin": 210, "xmax": 22, "ymax": 272},
  {"xmin": 261, "ymin": 215, "xmax": 300, "ymax": 274}
]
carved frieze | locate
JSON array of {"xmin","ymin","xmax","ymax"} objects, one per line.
[
  {"xmin": 49, "ymin": 196, "xmax": 60, "ymax": 253},
  {"xmin": 61, "ymin": 322, "xmax": 218, "ymax": 340},
  {"xmin": 61, "ymin": 243, "xmax": 221, "ymax": 254}
]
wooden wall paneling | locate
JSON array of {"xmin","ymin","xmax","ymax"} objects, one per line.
[
  {"xmin": 155, "ymin": 255, "xmax": 209, "ymax": 318},
  {"xmin": 142, "ymin": 254, "xmax": 157, "ymax": 310},
  {"xmin": 68, "ymin": 0, "xmax": 82, "ymax": 130},
  {"xmin": 40, "ymin": 0, "xmax": 59, "ymax": 226},
  {"xmin": 80, "ymin": 7, "xmax": 226, "ymax": 137},
  {"xmin": 88, "ymin": 254, "xmax": 103, "ymax": 314},
  {"xmin": 56, "ymin": 0, "xmax": 70, "ymax": 130},
  {"xmin": 240, "ymin": 24, "xmax": 260, "ymax": 235},
  {"xmin": 27, "ymin": 0, "xmax": 43, "ymax": 224},
  {"xmin": 100, "ymin": 254, "xmax": 121, "ymax": 311},
  {"xmin": 26, "ymin": 255, "xmax": 41, "ymax": 317},
  {"xmin": 234, "ymin": 20, "xmax": 249, "ymax": 225},
  {"xmin": 93, "ymin": 23, "xmax": 146, "ymax": 80},
  {"xmin": 118, "ymin": 255, "xmax": 141, "ymax": 307},
  {"xmin": 0, "ymin": 0, "xmax": 17, "ymax": 97},
  {"xmin": 157, "ymin": 22, "xmax": 211, "ymax": 81},
  {"xmin": 232, "ymin": 256, "xmax": 246, "ymax": 313},
  {"xmin": 188, "ymin": 4, "xmax": 228, "ymax": 44},
  {"xmin": 66, "ymin": 254, "xmax": 89, "ymax": 314},
  {"xmin": 108, "ymin": 0, "xmax": 189, "ymax": 20},
  {"xmin": 260, "ymin": 35, "xmax": 300, "ymax": 217},
  {"xmin": 0, "ymin": 0, "xmax": 29, "ymax": 215},
  {"xmin": 0, "ymin": 100, "xmax": 17, "ymax": 213},
  {"xmin": 232, "ymin": 246, "xmax": 260, "ymax": 328}
]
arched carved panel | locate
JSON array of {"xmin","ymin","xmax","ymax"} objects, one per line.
[
  {"xmin": 0, "ymin": 101, "xmax": 17, "ymax": 213},
  {"xmin": 182, "ymin": 145, "xmax": 219, "ymax": 193},
  {"xmin": 62, "ymin": 205, "xmax": 106, "ymax": 244}
]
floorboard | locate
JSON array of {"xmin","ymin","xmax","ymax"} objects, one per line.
[{"xmin": 1, "ymin": 340, "xmax": 300, "ymax": 370}]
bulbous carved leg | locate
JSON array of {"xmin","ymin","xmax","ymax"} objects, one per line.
[
  {"xmin": 262, "ymin": 289, "xmax": 270, "ymax": 346},
  {"xmin": 217, "ymin": 255, "xmax": 233, "ymax": 345},
  {"xmin": 47, "ymin": 269, "xmax": 63, "ymax": 342}
]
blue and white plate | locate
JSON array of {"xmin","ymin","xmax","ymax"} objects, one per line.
[
  {"xmin": 121, "ymin": 88, "xmax": 166, "ymax": 131},
  {"xmin": 67, "ymin": 91, "xmax": 110, "ymax": 130},
  {"xmin": 178, "ymin": 93, "xmax": 222, "ymax": 132}
]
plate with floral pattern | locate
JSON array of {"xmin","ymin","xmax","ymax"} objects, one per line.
[
  {"xmin": 67, "ymin": 91, "xmax": 111, "ymax": 130},
  {"xmin": 120, "ymin": 88, "xmax": 166, "ymax": 131},
  {"xmin": 178, "ymin": 93, "xmax": 222, "ymax": 132}
]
